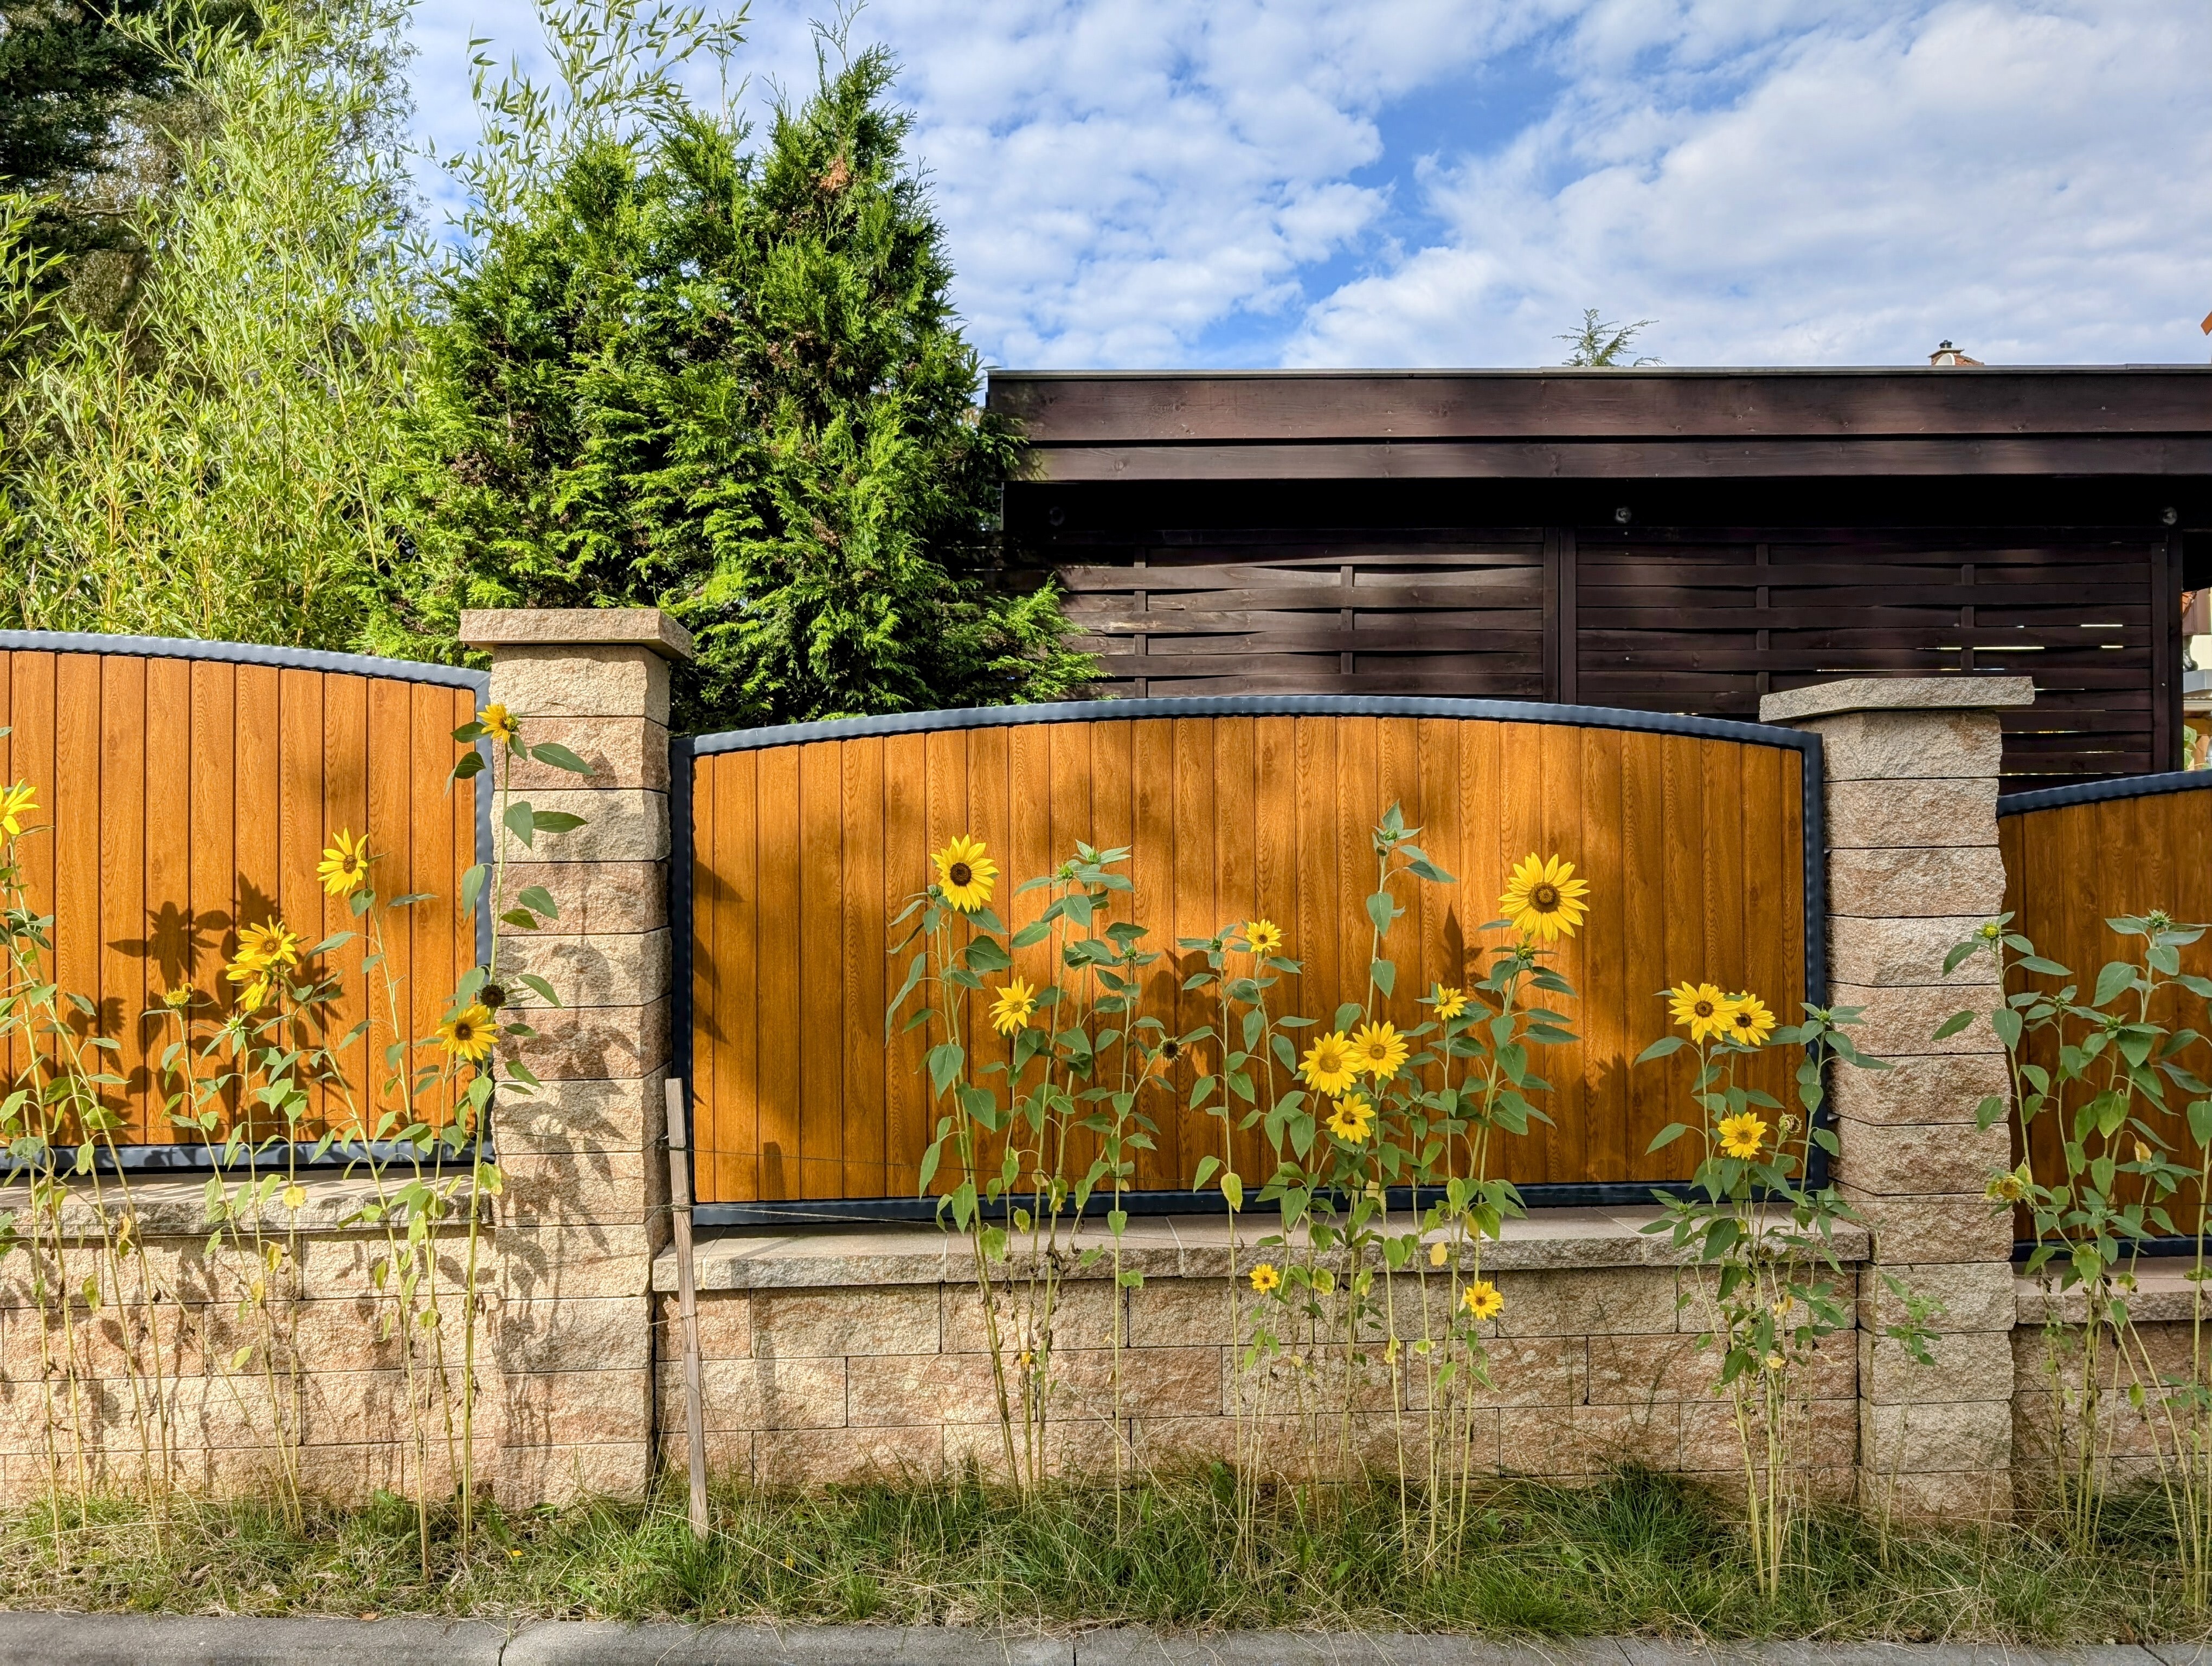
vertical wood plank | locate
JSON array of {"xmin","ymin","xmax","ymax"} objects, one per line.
[
  {"xmin": 1579, "ymin": 727, "xmax": 1627, "ymax": 1187},
  {"xmin": 1618, "ymin": 731, "xmax": 1674, "ymax": 1177},
  {"xmin": 404, "ymin": 682, "xmax": 454, "ymax": 1135},
  {"xmin": 841, "ymin": 738, "xmax": 886, "ymax": 1199},
  {"xmin": 322, "ymin": 676, "xmax": 370, "ymax": 1138},
  {"xmin": 99, "ymin": 655, "xmax": 144, "ymax": 1138},
  {"xmin": 189, "ymin": 663, "xmax": 236, "ymax": 1136},
  {"xmin": 716, "ymin": 751, "xmax": 763, "ymax": 1203},
  {"xmin": 142, "ymin": 658, "xmax": 191, "ymax": 1142},
  {"xmin": 795, "ymin": 741, "xmax": 844, "ymax": 1198},
  {"xmin": 363, "ymin": 677, "xmax": 413, "ymax": 1137},
  {"xmin": 1128, "ymin": 718, "xmax": 1178, "ymax": 1190},
  {"xmin": 54, "ymin": 656, "xmax": 102, "ymax": 1101},
  {"xmin": 1211, "ymin": 715, "xmax": 1258, "ymax": 1183},
  {"xmin": 882, "ymin": 734, "xmax": 928, "ymax": 1197}
]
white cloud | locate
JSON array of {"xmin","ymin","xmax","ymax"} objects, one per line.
[{"xmin": 401, "ymin": 0, "xmax": 2212, "ymax": 369}]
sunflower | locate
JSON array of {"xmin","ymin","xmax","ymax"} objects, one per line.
[
  {"xmin": 0, "ymin": 782, "xmax": 35, "ymax": 838},
  {"xmin": 1349, "ymin": 1021, "xmax": 1408, "ymax": 1081},
  {"xmin": 1986, "ymin": 1168, "xmax": 2028, "ymax": 1203},
  {"xmin": 162, "ymin": 985, "xmax": 195, "ymax": 1010},
  {"xmin": 1242, "ymin": 918, "xmax": 1284, "ymax": 958},
  {"xmin": 439, "ymin": 1002, "xmax": 496, "ymax": 1062},
  {"xmin": 1763, "ymin": 1353, "xmax": 1786, "ymax": 1373},
  {"xmin": 317, "ymin": 829, "xmax": 372, "ymax": 897},
  {"xmin": 1499, "ymin": 853, "xmax": 1590, "ymax": 942},
  {"xmin": 1461, "ymin": 1280, "xmax": 1504, "ymax": 1322},
  {"xmin": 234, "ymin": 919, "xmax": 301, "ymax": 972},
  {"xmin": 479, "ymin": 703, "xmax": 518, "ymax": 745},
  {"xmin": 1249, "ymin": 1263, "xmax": 1281, "ymax": 1295},
  {"xmin": 1326, "ymin": 1093, "xmax": 1375, "ymax": 1145},
  {"xmin": 1430, "ymin": 984, "xmax": 1468, "ymax": 1021},
  {"xmin": 1723, "ymin": 994, "xmax": 1776, "ymax": 1048},
  {"xmin": 1300, "ymin": 1031, "xmax": 1358, "ymax": 1095},
  {"xmin": 1716, "ymin": 1112, "xmax": 1768, "ymax": 1161},
  {"xmin": 931, "ymin": 834, "xmax": 998, "ymax": 913},
  {"xmin": 234, "ymin": 974, "xmax": 274, "ymax": 1014},
  {"xmin": 1668, "ymin": 982, "xmax": 1736, "ymax": 1044},
  {"xmin": 990, "ymin": 977, "xmax": 1038, "ymax": 1036}
]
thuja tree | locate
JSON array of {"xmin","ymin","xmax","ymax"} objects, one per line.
[{"xmin": 383, "ymin": 10, "xmax": 1090, "ymax": 728}]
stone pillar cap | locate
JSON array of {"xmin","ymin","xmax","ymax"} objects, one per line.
[
  {"xmin": 1758, "ymin": 675, "xmax": 2035, "ymax": 724},
  {"xmin": 460, "ymin": 607, "xmax": 696, "ymax": 663}
]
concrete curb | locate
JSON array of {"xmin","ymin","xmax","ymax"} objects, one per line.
[{"xmin": 0, "ymin": 1616, "xmax": 2198, "ymax": 1666}]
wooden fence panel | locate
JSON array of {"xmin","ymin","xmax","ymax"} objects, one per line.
[
  {"xmin": 0, "ymin": 644, "xmax": 483, "ymax": 1146},
  {"xmin": 686, "ymin": 705, "xmax": 1815, "ymax": 1208},
  {"xmin": 1999, "ymin": 778, "xmax": 2212, "ymax": 1227}
]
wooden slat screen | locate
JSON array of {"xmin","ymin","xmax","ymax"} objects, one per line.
[
  {"xmin": 686, "ymin": 709, "xmax": 1809, "ymax": 1208},
  {"xmin": 0, "ymin": 647, "xmax": 481, "ymax": 1145},
  {"xmin": 1998, "ymin": 781, "xmax": 2212, "ymax": 1226}
]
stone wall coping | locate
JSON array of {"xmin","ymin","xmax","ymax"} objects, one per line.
[
  {"xmin": 1758, "ymin": 676, "xmax": 2037, "ymax": 723},
  {"xmin": 461, "ymin": 607, "xmax": 696, "ymax": 663},
  {"xmin": 657, "ymin": 1207, "xmax": 1873, "ymax": 1293},
  {"xmin": 1, "ymin": 1171, "xmax": 488, "ymax": 1237},
  {"xmin": 2018, "ymin": 1265, "xmax": 2211, "ymax": 1325}
]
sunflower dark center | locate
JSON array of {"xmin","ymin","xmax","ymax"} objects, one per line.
[
  {"xmin": 1161, "ymin": 1040, "xmax": 1181, "ymax": 1060},
  {"xmin": 1532, "ymin": 884, "xmax": 1559, "ymax": 908},
  {"xmin": 948, "ymin": 862, "xmax": 972, "ymax": 886},
  {"xmin": 1694, "ymin": 1001, "xmax": 1715, "ymax": 1017}
]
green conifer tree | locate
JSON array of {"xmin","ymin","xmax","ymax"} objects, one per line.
[{"xmin": 387, "ymin": 11, "xmax": 1090, "ymax": 729}]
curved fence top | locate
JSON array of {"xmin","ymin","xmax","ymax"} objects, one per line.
[
  {"xmin": 1999, "ymin": 768, "xmax": 2212, "ymax": 817},
  {"xmin": 685, "ymin": 693, "xmax": 1826, "ymax": 760},
  {"xmin": 0, "ymin": 630, "xmax": 486, "ymax": 693}
]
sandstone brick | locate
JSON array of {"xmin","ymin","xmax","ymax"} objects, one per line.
[
  {"xmin": 756, "ymin": 1425, "xmax": 942, "ymax": 1487},
  {"xmin": 504, "ymin": 998, "xmax": 671, "ymax": 1082},
  {"xmin": 1859, "ymin": 1325, "xmax": 2015, "ymax": 1404},
  {"xmin": 667, "ymin": 1292, "xmax": 753, "ymax": 1360},
  {"xmin": 501, "ymin": 1367, "xmax": 650, "ymax": 1446},
  {"xmin": 494, "ymin": 1072, "xmax": 663, "ymax": 1152},
  {"xmin": 1828, "ymin": 847, "xmax": 2008, "ymax": 919},
  {"xmin": 494, "ymin": 1295, "xmax": 651, "ymax": 1373},
  {"xmin": 670, "ymin": 1355, "xmax": 845, "ymax": 1431},
  {"xmin": 1861, "ymin": 1462, "xmax": 2013, "ymax": 1522},
  {"xmin": 1861, "ymin": 1394, "xmax": 2011, "ymax": 1472},
  {"xmin": 1801, "ymin": 709, "xmax": 2005, "ymax": 783},
  {"xmin": 1829, "ymin": 982, "xmax": 2000, "ymax": 1057},
  {"xmin": 1829, "ymin": 914, "xmax": 2002, "ymax": 987},
  {"xmin": 497, "ymin": 1225, "xmax": 653, "ymax": 1302},
  {"xmin": 1828, "ymin": 1052, "xmax": 2010, "ymax": 1126},
  {"xmin": 1493, "ymin": 1267, "xmax": 1680, "ymax": 1338},
  {"xmin": 498, "ymin": 862, "xmax": 667, "ymax": 937},
  {"xmin": 944, "ymin": 1413, "xmax": 1123, "ymax": 1479},
  {"xmin": 1825, "ymin": 777, "xmax": 1998, "ymax": 851},
  {"xmin": 1467, "ymin": 1336, "xmax": 1586, "ymax": 1407},
  {"xmin": 494, "ymin": 789, "xmax": 668, "ymax": 864},
  {"xmin": 1499, "ymin": 1402, "xmax": 1679, "ymax": 1476},
  {"xmin": 1681, "ymin": 1396, "xmax": 1856, "ymax": 1471},
  {"xmin": 498, "ymin": 1440, "xmax": 653, "ymax": 1505},
  {"xmin": 946, "ymin": 1278, "xmax": 1117, "ymax": 1356},
  {"xmin": 490, "ymin": 645, "xmax": 671, "ymax": 726},
  {"xmin": 495, "ymin": 930, "xmax": 672, "ymax": 1011},
  {"xmin": 847, "ymin": 1352, "xmax": 1001, "ymax": 1427},
  {"xmin": 1054, "ymin": 1345, "xmax": 1223, "ymax": 1420},
  {"xmin": 501, "ymin": 717, "xmax": 670, "ymax": 793},
  {"xmin": 1859, "ymin": 1260, "xmax": 2017, "ymax": 1335},
  {"xmin": 499, "ymin": 1148, "xmax": 652, "ymax": 1228},
  {"xmin": 1841, "ymin": 1189, "xmax": 2014, "ymax": 1265},
  {"xmin": 1834, "ymin": 1115, "xmax": 2011, "ymax": 1196},
  {"xmin": 755, "ymin": 1285, "xmax": 940, "ymax": 1359}
]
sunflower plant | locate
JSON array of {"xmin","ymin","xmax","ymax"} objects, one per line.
[
  {"xmin": 1639, "ymin": 984, "xmax": 1922, "ymax": 1596},
  {"xmin": 1941, "ymin": 909, "xmax": 2212, "ymax": 1577}
]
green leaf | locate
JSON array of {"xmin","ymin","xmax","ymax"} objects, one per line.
[
  {"xmin": 1366, "ymin": 892, "xmax": 1394, "ymax": 935},
  {"xmin": 1369, "ymin": 958, "xmax": 1395, "ymax": 998},
  {"xmin": 459, "ymin": 864, "xmax": 488, "ymax": 918},
  {"xmin": 529, "ymin": 741, "xmax": 594, "ymax": 776},
  {"xmin": 531, "ymin": 810, "xmax": 586, "ymax": 835},
  {"xmin": 1634, "ymin": 1036, "xmax": 1685, "ymax": 1065},
  {"xmin": 1645, "ymin": 1122, "xmax": 1691, "ymax": 1152},
  {"xmin": 1931, "ymin": 1011, "xmax": 1975, "ymax": 1042},
  {"xmin": 516, "ymin": 972, "xmax": 560, "ymax": 1007},
  {"xmin": 516, "ymin": 885, "xmax": 558, "ymax": 919},
  {"xmin": 2094, "ymin": 960, "xmax": 2138, "ymax": 1008},
  {"xmin": 504, "ymin": 801, "xmax": 537, "ymax": 848},
  {"xmin": 450, "ymin": 750, "xmax": 484, "ymax": 782},
  {"xmin": 499, "ymin": 908, "xmax": 541, "ymax": 930}
]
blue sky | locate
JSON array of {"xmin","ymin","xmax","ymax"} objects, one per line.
[{"xmin": 402, "ymin": 0, "xmax": 2212, "ymax": 371}]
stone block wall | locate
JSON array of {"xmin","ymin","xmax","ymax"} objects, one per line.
[{"xmin": 651, "ymin": 1218, "xmax": 1863, "ymax": 1494}]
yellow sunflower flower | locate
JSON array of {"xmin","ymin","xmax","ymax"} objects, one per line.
[
  {"xmin": 1349, "ymin": 1020, "xmax": 1408, "ymax": 1081},
  {"xmin": 1499, "ymin": 853, "xmax": 1590, "ymax": 942},
  {"xmin": 1248, "ymin": 1263, "xmax": 1281, "ymax": 1295},
  {"xmin": 479, "ymin": 703, "xmax": 518, "ymax": 745},
  {"xmin": 1763, "ymin": 1353, "xmax": 1786, "ymax": 1372},
  {"xmin": 1430, "ymin": 984, "xmax": 1468, "ymax": 1020},
  {"xmin": 317, "ymin": 829, "xmax": 372, "ymax": 897},
  {"xmin": 1716, "ymin": 1112, "xmax": 1768, "ymax": 1160},
  {"xmin": 1300, "ymin": 1031, "xmax": 1358, "ymax": 1095},
  {"xmin": 931, "ymin": 834, "xmax": 998, "ymax": 913},
  {"xmin": 990, "ymin": 977, "xmax": 1038, "ymax": 1036},
  {"xmin": 1242, "ymin": 918, "xmax": 1284, "ymax": 958},
  {"xmin": 1461, "ymin": 1279, "xmax": 1504, "ymax": 1322},
  {"xmin": 438, "ymin": 1002, "xmax": 496, "ymax": 1062},
  {"xmin": 1723, "ymin": 994, "xmax": 1776, "ymax": 1048},
  {"xmin": 1986, "ymin": 1168, "xmax": 2028, "ymax": 1203},
  {"xmin": 234, "ymin": 974, "xmax": 274, "ymax": 1014},
  {"xmin": 1668, "ymin": 982, "xmax": 1736, "ymax": 1044},
  {"xmin": 1326, "ymin": 1093, "xmax": 1375, "ymax": 1145},
  {"xmin": 0, "ymin": 782, "xmax": 36, "ymax": 838}
]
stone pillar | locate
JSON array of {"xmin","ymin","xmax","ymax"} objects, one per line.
[
  {"xmin": 1759, "ymin": 675, "xmax": 2035, "ymax": 1520},
  {"xmin": 460, "ymin": 607, "xmax": 691, "ymax": 1505}
]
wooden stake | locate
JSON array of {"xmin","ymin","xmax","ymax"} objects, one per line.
[{"xmin": 664, "ymin": 1077, "xmax": 709, "ymax": 1539}]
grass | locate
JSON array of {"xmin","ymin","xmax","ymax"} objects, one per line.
[{"xmin": 1, "ymin": 1468, "xmax": 2207, "ymax": 1642}]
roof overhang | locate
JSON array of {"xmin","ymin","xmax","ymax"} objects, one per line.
[{"xmin": 986, "ymin": 367, "xmax": 2212, "ymax": 484}]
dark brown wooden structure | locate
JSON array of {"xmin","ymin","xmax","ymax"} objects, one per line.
[{"xmin": 988, "ymin": 368, "xmax": 2212, "ymax": 786}]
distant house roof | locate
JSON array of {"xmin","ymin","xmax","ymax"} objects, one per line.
[{"xmin": 986, "ymin": 366, "xmax": 2212, "ymax": 484}]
